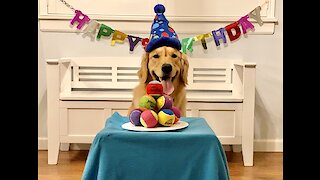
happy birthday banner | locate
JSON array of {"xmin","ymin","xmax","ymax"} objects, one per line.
[{"xmin": 67, "ymin": 2, "xmax": 266, "ymax": 54}]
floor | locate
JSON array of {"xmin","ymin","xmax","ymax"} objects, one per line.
[{"xmin": 38, "ymin": 150, "xmax": 283, "ymax": 180}]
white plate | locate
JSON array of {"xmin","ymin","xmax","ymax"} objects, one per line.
[{"xmin": 121, "ymin": 121, "xmax": 189, "ymax": 132}]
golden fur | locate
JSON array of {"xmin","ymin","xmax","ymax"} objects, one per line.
[{"xmin": 128, "ymin": 46, "xmax": 189, "ymax": 116}]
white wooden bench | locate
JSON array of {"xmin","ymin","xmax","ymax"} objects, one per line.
[{"xmin": 46, "ymin": 57, "xmax": 256, "ymax": 166}]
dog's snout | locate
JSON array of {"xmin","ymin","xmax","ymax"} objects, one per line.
[{"xmin": 162, "ymin": 64, "xmax": 172, "ymax": 74}]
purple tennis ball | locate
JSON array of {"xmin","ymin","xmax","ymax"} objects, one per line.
[
  {"xmin": 171, "ymin": 106, "xmax": 181, "ymax": 118},
  {"xmin": 129, "ymin": 109, "xmax": 142, "ymax": 126},
  {"xmin": 156, "ymin": 95, "xmax": 173, "ymax": 110}
]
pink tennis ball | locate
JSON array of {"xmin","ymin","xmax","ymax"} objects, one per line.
[
  {"xmin": 158, "ymin": 109, "xmax": 175, "ymax": 126},
  {"xmin": 156, "ymin": 95, "xmax": 173, "ymax": 110},
  {"xmin": 140, "ymin": 110, "xmax": 158, "ymax": 128},
  {"xmin": 171, "ymin": 106, "xmax": 181, "ymax": 118},
  {"xmin": 129, "ymin": 109, "xmax": 142, "ymax": 126}
]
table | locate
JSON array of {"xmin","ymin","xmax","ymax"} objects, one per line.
[{"xmin": 82, "ymin": 112, "xmax": 230, "ymax": 180}]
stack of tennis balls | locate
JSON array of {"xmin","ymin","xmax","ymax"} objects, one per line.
[{"xmin": 129, "ymin": 80, "xmax": 182, "ymax": 128}]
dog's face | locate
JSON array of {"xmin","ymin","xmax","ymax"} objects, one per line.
[{"xmin": 138, "ymin": 46, "xmax": 189, "ymax": 95}]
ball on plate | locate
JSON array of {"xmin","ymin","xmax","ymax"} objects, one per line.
[
  {"xmin": 129, "ymin": 109, "xmax": 143, "ymax": 126},
  {"xmin": 139, "ymin": 95, "xmax": 157, "ymax": 110},
  {"xmin": 146, "ymin": 80, "xmax": 163, "ymax": 99},
  {"xmin": 156, "ymin": 95, "xmax": 173, "ymax": 110},
  {"xmin": 171, "ymin": 106, "xmax": 181, "ymax": 118},
  {"xmin": 174, "ymin": 116, "xmax": 180, "ymax": 124},
  {"xmin": 158, "ymin": 109, "xmax": 175, "ymax": 126},
  {"xmin": 140, "ymin": 110, "xmax": 158, "ymax": 128}
]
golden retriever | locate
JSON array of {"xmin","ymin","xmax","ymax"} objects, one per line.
[{"xmin": 128, "ymin": 46, "xmax": 189, "ymax": 116}]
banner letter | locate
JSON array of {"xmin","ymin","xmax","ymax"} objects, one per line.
[
  {"xmin": 181, "ymin": 37, "xmax": 195, "ymax": 54},
  {"xmin": 128, "ymin": 35, "xmax": 142, "ymax": 51},
  {"xmin": 111, "ymin": 30, "xmax": 128, "ymax": 46},
  {"xmin": 96, "ymin": 24, "xmax": 114, "ymax": 40},
  {"xmin": 249, "ymin": 6, "xmax": 263, "ymax": 26},
  {"xmin": 70, "ymin": 10, "xmax": 90, "ymax": 30},
  {"xmin": 238, "ymin": 15, "xmax": 255, "ymax": 34},
  {"xmin": 83, "ymin": 20, "xmax": 100, "ymax": 40},
  {"xmin": 212, "ymin": 28, "xmax": 227, "ymax": 46},
  {"xmin": 194, "ymin": 33, "xmax": 211, "ymax": 50},
  {"xmin": 141, "ymin": 38, "xmax": 150, "ymax": 49},
  {"xmin": 225, "ymin": 22, "xmax": 241, "ymax": 42}
]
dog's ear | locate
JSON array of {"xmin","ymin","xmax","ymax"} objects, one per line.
[
  {"xmin": 137, "ymin": 53, "xmax": 150, "ymax": 83},
  {"xmin": 180, "ymin": 53, "xmax": 189, "ymax": 85}
]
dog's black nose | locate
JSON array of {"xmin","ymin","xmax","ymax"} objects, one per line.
[{"xmin": 162, "ymin": 64, "xmax": 172, "ymax": 74}]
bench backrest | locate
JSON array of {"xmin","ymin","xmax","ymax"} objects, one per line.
[{"xmin": 59, "ymin": 57, "xmax": 245, "ymax": 98}]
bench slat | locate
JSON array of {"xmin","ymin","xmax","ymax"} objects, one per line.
[
  {"xmin": 78, "ymin": 69, "xmax": 112, "ymax": 74},
  {"xmin": 193, "ymin": 76, "xmax": 226, "ymax": 81},
  {"xmin": 72, "ymin": 82, "xmax": 139, "ymax": 89},
  {"xmin": 79, "ymin": 75, "xmax": 112, "ymax": 80}
]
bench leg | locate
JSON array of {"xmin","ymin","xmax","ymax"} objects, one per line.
[
  {"xmin": 48, "ymin": 140, "xmax": 60, "ymax": 165},
  {"xmin": 232, "ymin": 145, "xmax": 242, "ymax": 152},
  {"xmin": 242, "ymin": 139, "xmax": 254, "ymax": 166},
  {"xmin": 60, "ymin": 143, "xmax": 70, "ymax": 151}
]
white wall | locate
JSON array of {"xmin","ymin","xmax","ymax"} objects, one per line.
[{"xmin": 38, "ymin": 1, "xmax": 282, "ymax": 151}]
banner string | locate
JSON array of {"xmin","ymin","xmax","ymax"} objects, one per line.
[{"xmin": 59, "ymin": 0, "xmax": 75, "ymax": 12}]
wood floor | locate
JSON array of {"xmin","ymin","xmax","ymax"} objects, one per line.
[{"xmin": 38, "ymin": 150, "xmax": 283, "ymax": 180}]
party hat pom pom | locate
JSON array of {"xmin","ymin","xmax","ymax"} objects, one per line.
[{"xmin": 154, "ymin": 4, "xmax": 165, "ymax": 13}]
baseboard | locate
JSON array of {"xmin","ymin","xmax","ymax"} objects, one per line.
[
  {"xmin": 38, "ymin": 137, "xmax": 48, "ymax": 150},
  {"xmin": 38, "ymin": 137, "xmax": 283, "ymax": 152},
  {"xmin": 254, "ymin": 139, "xmax": 283, "ymax": 152}
]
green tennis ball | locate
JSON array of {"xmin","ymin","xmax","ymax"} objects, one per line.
[{"xmin": 139, "ymin": 95, "xmax": 157, "ymax": 110}]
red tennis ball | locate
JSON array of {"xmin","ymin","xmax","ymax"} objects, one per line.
[
  {"xmin": 156, "ymin": 95, "xmax": 173, "ymax": 110},
  {"xmin": 146, "ymin": 80, "xmax": 163, "ymax": 99},
  {"xmin": 140, "ymin": 110, "xmax": 158, "ymax": 128}
]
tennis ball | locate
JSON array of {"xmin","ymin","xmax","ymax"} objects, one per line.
[
  {"xmin": 146, "ymin": 80, "xmax": 163, "ymax": 99},
  {"xmin": 129, "ymin": 109, "xmax": 142, "ymax": 126},
  {"xmin": 158, "ymin": 109, "xmax": 175, "ymax": 126},
  {"xmin": 171, "ymin": 106, "xmax": 181, "ymax": 118},
  {"xmin": 174, "ymin": 116, "xmax": 180, "ymax": 124},
  {"xmin": 140, "ymin": 110, "xmax": 158, "ymax": 128},
  {"xmin": 156, "ymin": 95, "xmax": 173, "ymax": 110},
  {"xmin": 139, "ymin": 95, "xmax": 157, "ymax": 110}
]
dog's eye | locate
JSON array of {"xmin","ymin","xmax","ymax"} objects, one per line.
[
  {"xmin": 153, "ymin": 54, "xmax": 159, "ymax": 58},
  {"xmin": 171, "ymin": 54, "xmax": 177, "ymax": 58}
]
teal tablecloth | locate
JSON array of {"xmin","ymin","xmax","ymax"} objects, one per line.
[{"xmin": 82, "ymin": 112, "xmax": 230, "ymax": 180}]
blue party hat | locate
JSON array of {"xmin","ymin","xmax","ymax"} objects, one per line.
[{"xmin": 145, "ymin": 4, "xmax": 181, "ymax": 52}]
